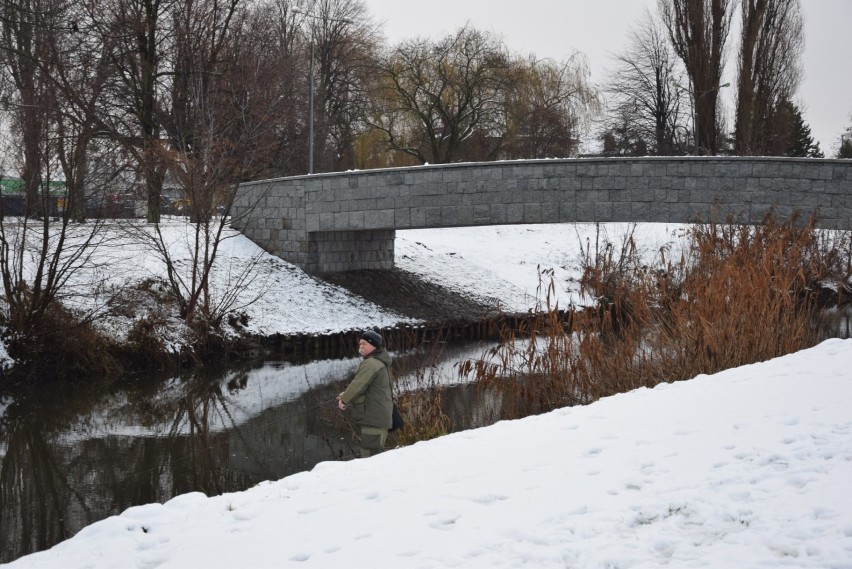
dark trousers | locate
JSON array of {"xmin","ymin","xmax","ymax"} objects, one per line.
[{"xmin": 358, "ymin": 426, "xmax": 388, "ymax": 458}]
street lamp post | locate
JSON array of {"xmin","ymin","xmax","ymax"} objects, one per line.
[
  {"xmin": 293, "ymin": 8, "xmax": 353, "ymax": 175},
  {"xmin": 308, "ymin": 27, "xmax": 315, "ymax": 174}
]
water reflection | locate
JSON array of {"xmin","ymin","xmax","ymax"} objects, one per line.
[{"xmin": 0, "ymin": 341, "xmax": 493, "ymax": 564}]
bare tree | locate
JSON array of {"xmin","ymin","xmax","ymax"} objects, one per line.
[
  {"xmin": 86, "ymin": 0, "xmax": 175, "ymax": 223},
  {"xmin": 166, "ymin": 0, "xmax": 238, "ymax": 158},
  {"xmin": 0, "ymin": 0, "xmax": 120, "ymax": 367},
  {"xmin": 501, "ymin": 54, "xmax": 600, "ymax": 159},
  {"xmin": 132, "ymin": 1, "xmax": 280, "ymax": 330},
  {"xmin": 163, "ymin": 0, "xmax": 239, "ymax": 219},
  {"xmin": 296, "ymin": 0, "xmax": 379, "ymax": 173},
  {"xmin": 734, "ymin": 0, "xmax": 803, "ymax": 155},
  {"xmin": 601, "ymin": 10, "xmax": 689, "ymax": 156},
  {"xmin": 48, "ymin": 1, "xmax": 117, "ymax": 222},
  {"xmin": 254, "ymin": 0, "xmax": 306, "ymax": 176},
  {"xmin": 369, "ymin": 25, "xmax": 510, "ymax": 165},
  {"xmin": 659, "ymin": 0, "xmax": 734, "ymax": 155},
  {"xmin": 0, "ymin": 0, "xmax": 57, "ymax": 218}
]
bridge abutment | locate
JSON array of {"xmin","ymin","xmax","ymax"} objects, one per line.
[{"xmin": 306, "ymin": 230, "xmax": 396, "ymax": 273}]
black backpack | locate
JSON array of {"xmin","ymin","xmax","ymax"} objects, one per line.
[{"xmin": 382, "ymin": 358, "xmax": 404, "ymax": 433}]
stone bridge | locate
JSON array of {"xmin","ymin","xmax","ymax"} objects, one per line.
[{"xmin": 231, "ymin": 157, "xmax": 852, "ymax": 273}]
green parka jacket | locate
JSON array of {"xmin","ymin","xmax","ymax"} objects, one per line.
[{"xmin": 340, "ymin": 349, "xmax": 393, "ymax": 429}]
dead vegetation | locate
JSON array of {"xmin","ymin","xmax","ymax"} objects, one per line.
[{"xmin": 394, "ymin": 214, "xmax": 851, "ymax": 436}]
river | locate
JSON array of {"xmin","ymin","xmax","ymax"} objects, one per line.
[
  {"xmin": 3, "ymin": 307, "xmax": 850, "ymax": 564},
  {"xmin": 0, "ymin": 340, "xmax": 497, "ymax": 564}
]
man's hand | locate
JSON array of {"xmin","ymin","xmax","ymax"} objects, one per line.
[{"xmin": 337, "ymin": 393, "xmax": 347, "ymax": 410}]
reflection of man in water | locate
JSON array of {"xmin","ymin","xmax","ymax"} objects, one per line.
[{"xmin": 337, "ymin": 330, "xmax": 393, "ymax": 457}]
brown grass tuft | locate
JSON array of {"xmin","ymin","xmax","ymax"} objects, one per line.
[{"xmin": 458, "ymin": 214, "xmax": 851, "ymax": 421}]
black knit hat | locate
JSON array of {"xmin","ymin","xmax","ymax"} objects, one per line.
[{"xmin": 360, "ymin": 330, "xmax": 383, "ymax": 349}]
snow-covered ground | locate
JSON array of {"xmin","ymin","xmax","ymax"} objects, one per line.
[
  {"xmin": 397, "ymin": 223, "xmax": 684, "ymax": 312},
  {"xmin": 8, "ymin": 338, "xmax": 852, "ymax": 568},
  {"xmin": 0, "ymin": 221, "xmax": 684, "ymax": 370},
  {"xmin": 133, "ymin": 221, "xmax": 683, "ymax": 334}
]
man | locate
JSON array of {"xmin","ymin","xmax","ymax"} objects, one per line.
[{"xmin": 337, "ymin": 330, "xmax": 393, "ymax": 457}]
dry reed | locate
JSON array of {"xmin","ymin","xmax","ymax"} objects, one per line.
[
  {"xmin": 389, "ymin": 337, "xmax": 454, "ymax": 445},
  {"xmin": 458, "ymin": 214, "xmax": 851, "ymax": 422}
]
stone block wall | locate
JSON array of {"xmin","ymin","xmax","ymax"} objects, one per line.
[
  {"xmin": 230, "ymin": 178, "xmax": 309, "ymax": 266},
  {"xmin": 308, "ymin": 230, "xmax": 396, "ymax": 273},
  {"xmin": 232, "ymin": 157, "xmax": 852, "ymax": 273}
]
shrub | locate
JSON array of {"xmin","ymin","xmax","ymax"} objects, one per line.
[{"xmin": 461, "ymin": 214, "xmax": 851, "ymax": 421}]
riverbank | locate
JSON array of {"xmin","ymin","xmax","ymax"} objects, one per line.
[
  {"xmin": 8, "ymin": 338, "xmax": 852, "ymax": 569},
  {"xmin": 0, "ymin": 221, "xmax": 686, "ymax": 376}
]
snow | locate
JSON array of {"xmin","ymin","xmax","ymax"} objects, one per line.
[
  {"xmin": 61, "ymin": 220, "xmax": 417, "ymax": 342},
  {"xmin": 397, "ymin": 223, "xmax": 684, "ymax": 312},
  {"xmin": 7, "ymin": 338, "xmax": 852, "ymax": 568},
  {"xmin": 0, "ymin": 330, "xmax": 11, "ymax": 371},
  {"xmin": 1, "ymin": 221, "xmax": 683, "ymax": 362},
  {"xmin": 158, "ymin": 221, "xmax": 681, "ymax": 333}
]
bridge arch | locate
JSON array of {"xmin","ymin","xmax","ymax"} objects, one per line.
[{"xmin": 231, "ymin": 157, "xmax": 852, "ymax": 273}]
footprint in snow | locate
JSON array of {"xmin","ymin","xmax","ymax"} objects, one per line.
[
  {"xmin": 786, "ymin": 475, "xmax": 813, "ymax": 489},
  {"xmin": 426, "ymin": 511, "xmax": 460, "ymax": 530},
  {"xmin": 467, "ymin": 494, "xmax": 508, "ymax": 505}
]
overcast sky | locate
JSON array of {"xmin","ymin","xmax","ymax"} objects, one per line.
[{"xmin": 363, "ymin": 0, "xmax": 852, "ymax": 155}]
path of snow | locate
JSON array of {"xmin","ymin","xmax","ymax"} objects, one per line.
[{"xmin": 9, "ymin": 338, "xmax": 852, "ymax": 569}]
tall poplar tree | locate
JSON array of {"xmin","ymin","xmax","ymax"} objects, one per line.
[
  {"xmin": 659, "ymin": 0, "xmax": 735, "ymax": 155},
  {"xmin": 734, "ymin": 0, "xmax": 803, "ymax": 156}
]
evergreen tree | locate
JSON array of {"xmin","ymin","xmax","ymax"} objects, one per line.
[
  {"xmin": 783, "ymin": 101, "xmax": 823, "ymax": 157},
  {"xmin": 599, "ymin": 126, "xmax": 649, "ymax": 157},
  {"xmin": 839, "ymin": 137, "xmax": 852, "ymax": 159},
  {"xmin": 839, "ymin": 116, "xmax": 852, "ymax": 159}
]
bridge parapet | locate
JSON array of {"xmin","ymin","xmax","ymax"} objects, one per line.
[{"xmin": 231, "ymin": 157, "xmax": 852, "ymax": 273}]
